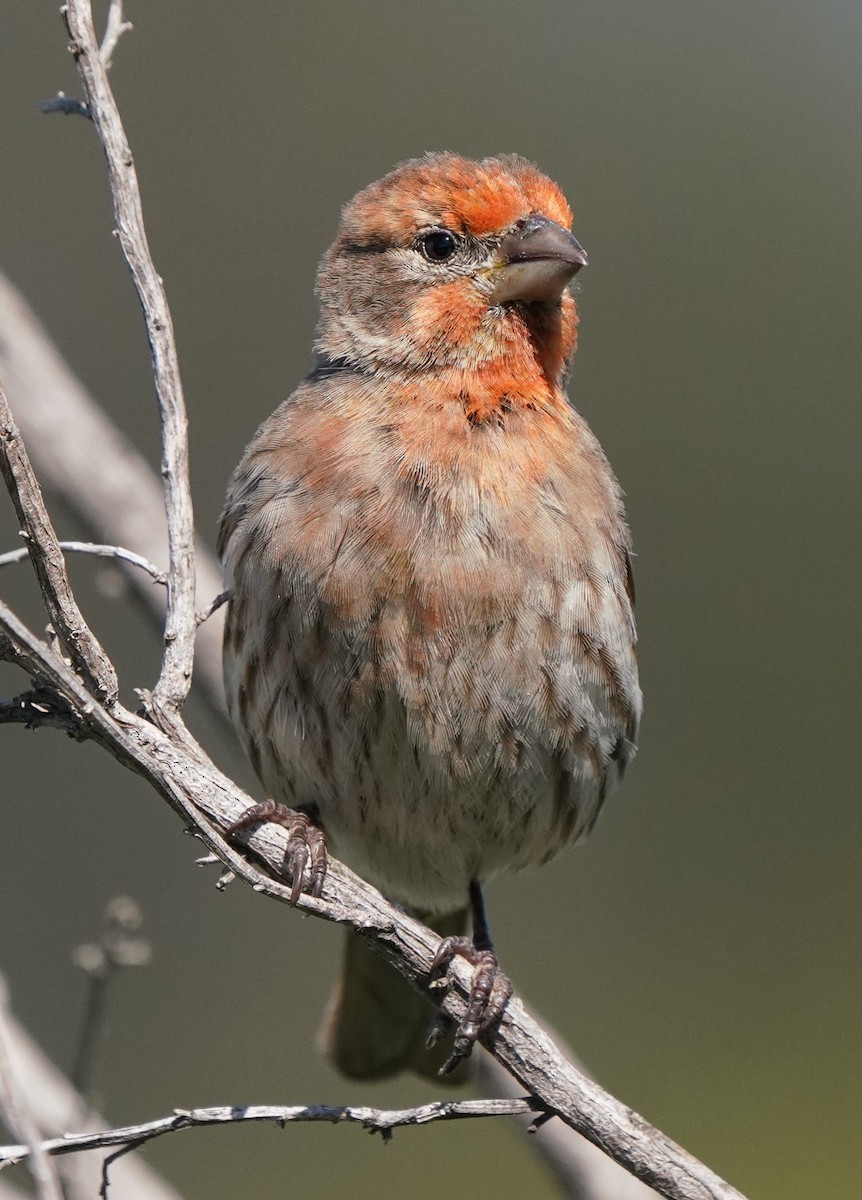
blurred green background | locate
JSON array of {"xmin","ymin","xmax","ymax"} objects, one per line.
[{"xmin": 1, "ymin": 2, "xmax": 860, "ymax": 1197}]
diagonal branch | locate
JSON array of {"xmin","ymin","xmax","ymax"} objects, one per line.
[
  {"xmin": 0, "ymin": 598, "xmax": 748, "ymax": 1200},
  {"xmin": 0, "ymin": 384, "xmax": 117, "ymax": 705},
  {"xmin": 0, "ymin": 278, "xmax": 651, "ymax": 1200},
  {"xmin": 0, "ymin": 271, "xmax": 227, "ymax": 718},
  {"xmin": 61, "ymin": 0, "xmax": 196, "ymax": 721},
  {"xmin": 0, "ymin": 982, "xmax": 64, "ymax": 1200}
]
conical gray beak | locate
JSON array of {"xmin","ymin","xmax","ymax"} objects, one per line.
[{"xmin": 490, "ymin": 215, "xmax": 588, "ymax": 304}]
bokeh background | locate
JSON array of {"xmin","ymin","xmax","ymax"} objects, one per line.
[{"xmin": 2, "ymin": 2, "xmax": 860, "ymax": 1197}]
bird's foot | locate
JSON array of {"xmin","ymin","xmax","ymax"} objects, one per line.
[
  {"xmin": 428, "ymin": 936, "xmax": 512, "ymax": 1075},
  {"xmin": 225, "ymin": 800, "xmax": 327, "ymax": 903}
]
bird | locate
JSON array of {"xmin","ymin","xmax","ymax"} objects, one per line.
[{"xmin": 218, "ymin": 153, "xmax": 641, "ymax": 1080}]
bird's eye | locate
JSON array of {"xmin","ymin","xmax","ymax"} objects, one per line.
[{"xmin": 417, "ymin": 229, "xmax": 459, "ymax": 262}]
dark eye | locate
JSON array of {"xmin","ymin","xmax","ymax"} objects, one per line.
[{"xmin": 417, "ymin": 229, "xmax": 459, "ymax": 262}]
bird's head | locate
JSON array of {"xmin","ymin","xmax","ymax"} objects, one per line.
[{"xmin": 314, "ymin": 154, "xmax": 587, "ymax": 404}]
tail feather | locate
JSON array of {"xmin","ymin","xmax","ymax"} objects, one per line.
[{"xmin": 319, "ymin": 909, "xmax": 468, "ymax": 1082}]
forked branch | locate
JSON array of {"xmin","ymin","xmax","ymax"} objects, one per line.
[{"xmin": 0, "ymin": 390, "xmax": 117, "ymax": 704}]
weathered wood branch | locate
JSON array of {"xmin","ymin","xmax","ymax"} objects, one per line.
[
  {"xmin": 0, "ymin": 389, "xmax": 117, "ymax": 705},
  {"xmin": 0, "ymin": 271, "xmax": 227, "ymax": 720},
  {"xmin": 0, "ymin": 1098, "xmax": 542, "ymax": 1168},
  {"xmin": 0, "ymin": 590, "xmax": 748, "ymax": 1200},
  {"xmin": 62, "ymin": 0, "xmax": 196, "ymax": 722}
]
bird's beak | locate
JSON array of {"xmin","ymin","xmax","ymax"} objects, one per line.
[{"xmin": 489, "ymin": 215, "xmax": 588, "ymax": 305}]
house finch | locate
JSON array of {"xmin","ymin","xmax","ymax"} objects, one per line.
[{"xmin": 219, "ymin": 153, "xmax": 641, "ymax": 1079}]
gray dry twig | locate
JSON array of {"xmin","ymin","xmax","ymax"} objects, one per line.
[
  {"xmin": 0, "ymin": 540, "xmax": 166, "ymax": 584},
  {"xmin": 0, "ymin": 1098, "xmax": 542, "ymax": 1169},
  {"xmin": 62, "ymin": 0, "xmax": 197, "ymax": 724},
  {"xmin": 0, "ymin": 388, "xmax": 117, "ymax": 705},
  {"xmin": 70, "ymin": 897, "xmax": 152, "ymax": 1096},
  {"xmin": 98, "ymin": 0, "xmax": 133, "ymax": 70},
  {"xmin": 0, "ymin": 272, "xmax": 227, "ymax": 716}
]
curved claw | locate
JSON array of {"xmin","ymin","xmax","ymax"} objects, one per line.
[
  {"xmin": 429, "ymin": 936, "xmax": 513, "ymax": 1075},
  {"xmin": 430, "ymin": 934, "xmax": 470, "ymax": 980},
  {"xmin": 308, "ymin": 828, "xmax": 327, "ymax": 898},
  {"xmin": 287, "ymin": 838, "xmax": 310, "ymax": 904},
  {"xmin": 224, "ymin": 801, "xmax": 328, "ymax": 905}
]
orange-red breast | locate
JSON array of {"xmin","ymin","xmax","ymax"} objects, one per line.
[{"xmin": 220, "ymin": 154, "xmax": 641, "ymax": 1078}]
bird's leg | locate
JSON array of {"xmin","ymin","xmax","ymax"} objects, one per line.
[
  {"xmin": 224, "ymin": 799, "xmax": 327, "ymax": 903},
  {"xmin": 429, "ymin": 879, "xmax": 513, "ymax": 1075}
]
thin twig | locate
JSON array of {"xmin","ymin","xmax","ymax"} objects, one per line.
[
  {"xmin": 62, "ymin": 0, "xmax": 197, "ymax": 722},
  {"xmin": 39, "ymin": 2, "xmax": 130, "ymax": 117},
  {"xmin": 0, "ymin": 1098, "xmax": 541, "ymax": 1169},
  {"xmin": 0, "ymin": 540, "xmax": 166, "ymax": 584},
  {"xmin": 195, "ymin": 589, "xmax": 230, "ymax": 627},
  {"xmin": 99, "ymin": 0, "xmax": 133, "ymax": 69},
  {"xmin": 100, "ymin": 1139, "xmax": 147, "ymax": 1199},
  {"xmin": 0, "ymin": 981, "xmax": 64, "ymax": 1200},
  {"xmin": 0, "ymin": 382, "xmax": 118, "ymax": 705},
  {"xmin": 0, "ymin": 598, "xmax": 749, "ymax": 1200}
]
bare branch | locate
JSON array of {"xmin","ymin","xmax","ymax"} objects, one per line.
[
  {"xmin": 0, "ymin": 383, "xmax": 118, "ymax": 705},
  {"xmin": 0, "ymin": 1004, "xmax": 185, "ymax": 1200},
  {"xmin": 38, "ymin": 2, "xmax": 131, "ymax": 118},
  {"xmin": 476, "ymin": 1048, "xmax": 662, "ymax": 1200},
  {"xmin": 0, "ymin": 266, "xmax": 660, "ymax": 1199},
  {"xmin": 61, "ymin": 0, "xmax": 197, "ymax": 721},
  {"xmin": 0, "ymin": 1097, "xmax": 540, "ymax": 1170},
  {"xmin": 195, "ymin": 589, "xmax": 230, "ymax": 627},
  {"xmin": 0, "ymin": 272, "xmax": 227, "ymax": 719},
  {"xmin": 0, "ymin": 981, "xmax": 64, "ymax": 1200},
  {"xmin": 0, "ymin": 597, "xmax": 748, "ymax": 1200},
  {"xmin": 99, "ymin": 0, "xmax": 133, "ymax": 69},
  {"xmin": 0, "ymin": 540, "xmax": 166, "ymax": 585},
  {"xmin": 0, "ymin": 688, "xmax": 87, "ymax": 738}
]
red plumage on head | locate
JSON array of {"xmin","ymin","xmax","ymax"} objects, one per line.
[{"xmin": 339, "ymin": 152, "xmax": 574, "ymax": 245}]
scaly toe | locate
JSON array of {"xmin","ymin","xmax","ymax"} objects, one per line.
[
  {"xmin": 224, "ymin": 801, "xmax": 328, "ymax": 905},
  {"xmin": 429, "ymin": 937, "xmax": 512, "ymax": 1075}
]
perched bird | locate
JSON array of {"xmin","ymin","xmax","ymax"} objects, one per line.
[{"xmin": 219, "ymin": 153, "xmax": 641, "ymax": 1079}]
